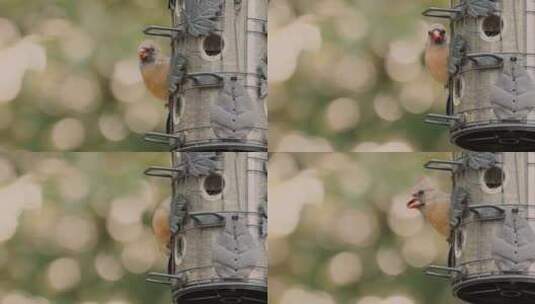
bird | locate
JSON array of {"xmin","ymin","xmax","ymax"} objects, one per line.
[
  {"xmin": 425, "ymin": 24, "xmax": 449, "ymax": 84},
  {"xmin": 138, "ymin": 40, "xmax": 170, "ymax": 101},
  {"xmin": 152, "ymin": 198, "xmax": 172, "ymax": 253},
  {"xmin": 406, "ymin": 177, "xmax": 451, "ymax": 238}
]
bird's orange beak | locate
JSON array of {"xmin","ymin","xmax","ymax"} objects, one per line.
[
  {"xmin": 429, "ymin": 29, "xmax": 445, "ymax": 43},
  {"xmin": 138, "ymin": 48, "xmax": 148, "ymax": 60},
  {"xmin": 407, "ymin": 191, "xmax": 425, "ymax": 209}
]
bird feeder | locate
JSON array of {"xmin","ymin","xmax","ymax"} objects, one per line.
[
  {"xmin": 145, "ymin": 152, "xmax": 268, "ymax": 304},
  {"xmin": 143, "ymin": 0, "xmax": 268, "ymax": 152},
  {"xmin": 424, "ymin": 152, "xmax": 535, "ymax": 304},
  {"xmin": 423, "ymin": 0, "xmax": 535, "ymax": 151}
]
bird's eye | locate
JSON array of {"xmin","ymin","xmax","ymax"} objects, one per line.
[
  {"xmin": 440, "ymin": 30, "xmax": 446, "ymax": 35},
  {"xmin": 428, "ymin": 30, "xmax": 433, "ymax": 35}
]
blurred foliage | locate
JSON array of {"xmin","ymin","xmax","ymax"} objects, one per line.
[
  {"xmin": 0, "ymin": 152, "xmax": 173, "ymax": 303},
  {"xmin": 269, "ymin": 152, "xmax": 463, "ymax": 304},
  {"xmin": 0, "ymin": 0, "xmax": 174, "ymax": 151},
  {"xmin": 269, "ymin": 0, "xmax": 454, "ymax": 152},
  {"xmin": 1, "ymin": 0, "xmax": 456, "ymax": 152}
]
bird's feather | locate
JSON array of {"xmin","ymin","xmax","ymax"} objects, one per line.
[
  {"xmin": 424, "ymin": 196, "xmax": 451, "ymax": 237},
  {"xmin": 426, "ymin": 44, "xmax": 449, "ymax": 84},
  {"xmin": 141, "ymin": 58, "xmax": 170, "ymax": 101},
  {"xmin": 153, "ymin": 201, "xmax": 172, "ymax": 249}
]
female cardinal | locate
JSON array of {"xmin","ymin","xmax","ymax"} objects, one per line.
[
  {"xmin": 425, "ymin": 24, "xmax": 449, "ymax": 84},
  {"xmin": 138, "ymin": 41, "xmax": 170, "ymax": 101},
  {"xmin": 152, "ymin": 198, "xmax": 171, "ymax": 252},
  {"xmin": 406, "ymin": 177, "xmax": 450, "ymax": 238}
]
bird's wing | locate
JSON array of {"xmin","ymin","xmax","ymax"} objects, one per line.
[
  {"xmin": 152, "ymin": 200, "xmax": 172, "ymax": 251},
  {"xmin": 426, "ymin": 195, "xmax": 451, "ymax": 237},
  {"xmin": 141, "ymin": 59, "xmax": 170, "ymax": 100},
  {"xmin": 425, "ymin": 45, "xmax": 449, "ymax": 83}
]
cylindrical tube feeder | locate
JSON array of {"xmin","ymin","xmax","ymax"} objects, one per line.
[
  {"xmin": 144, "ymin": 0, "xmax": 268, "ymax": 152},
  {"xmin": 145, "ymin": 152, "xmax": 268, "ymax": 304},
  {"xmin": 423, "ymin": 1, "xmax": 535, "ymax": 151},
  {"xmin": 425, "ymin": 152, "xmax": 535, "ymax": 304}
]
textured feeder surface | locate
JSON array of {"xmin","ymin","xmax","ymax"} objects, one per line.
[
  {"xmin": 169, "ymin": 152, "xmax": 267, "ymax": 303},
  {"xmin": 444, "ymin": 1, "xmax": 535, "ymax": 150},
  {"xmin": 448, "ymin": 152, "xmax": 535, "ymax": 303},
  {"xmin": 173, "ymin": 283, "xmax": 267, "ymax": 304},
  {"xmin": 170, "ymin": 0, "xmax": 268, "ymax": 151},
  {"xmin": 454, "ymin": 277, "xmax": 535, "ymax": 304},
  {"xmin": 451, "ymin": 125, "xmax": 535, "ymax": 152}
]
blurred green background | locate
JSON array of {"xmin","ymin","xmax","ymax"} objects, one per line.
[
  {"xmin": 2, "ymin": 0, "xmax": 455, "ymax": 151},
  {"xmin": 0, "ymin": 152, "xmax": 173, "ymax": 304},
  {"xmin": 268, "ymin": 152, "xmax": 462, "ymax": 304},
  {"xmin": 0, "ymin": 1, "xmax": 173, "ymax": 151},
  {"xmin": 269, "ymin": 0, "xmax": 453, "ymax": 152},
  {"xmin": 1, "ymin": 151, "xmax": 462, "ymax": 304}
]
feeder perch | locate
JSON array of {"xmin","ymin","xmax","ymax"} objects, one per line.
[
  {"xmin": 425, "ymin": 151, "xmax": 535, "ymax": 304},
  {"xmin": 423, "ymin": 0, "xmax": 535, "ymax": 151}
]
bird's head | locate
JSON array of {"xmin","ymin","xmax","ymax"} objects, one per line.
[
  {"xmin": 428, "ymin": 24, "xmax": 447, "ymax": 45},
  {"xmin": 138, "ymin": 41, "xmax": 159, "ymax": 63},
  {"xmin": 407, "ymin": 177, "xmax": 436, "ymax": 210},
  {"xmin": 407, "ymin": 190, "xmax": 427, "ymax": 210}
]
